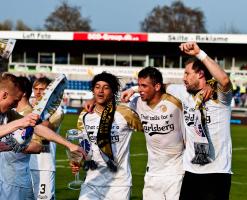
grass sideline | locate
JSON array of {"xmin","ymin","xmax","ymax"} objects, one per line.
[{"xmin": 56, "ymin": 114, "xmax": 247, "ymax": 200}]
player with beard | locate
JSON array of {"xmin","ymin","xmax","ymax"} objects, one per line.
[{"xmin": 166, "ymin": 42, "xmax": 232, "ymax": 200}]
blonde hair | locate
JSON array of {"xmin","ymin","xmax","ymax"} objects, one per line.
[{"xmin": 32, "ymin": 77, "xmax": 51, "ymax": 89}]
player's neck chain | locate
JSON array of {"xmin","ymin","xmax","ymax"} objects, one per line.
[{"xmin": 95, "ymin": 106, "xmax": 103, "ymax": 114}]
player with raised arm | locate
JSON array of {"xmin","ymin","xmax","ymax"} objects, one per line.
[
  {"xmin": 172, "ymin": 42, "xmax": 232, "ymax": 200},
  {"xmin": 121, "ymin": 42, "xmax": 232, "ymax": 200}
]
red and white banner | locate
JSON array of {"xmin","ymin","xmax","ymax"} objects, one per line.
[{"xmin": 1, "ymin": 31, "xmax": 247, "ymax": 44}]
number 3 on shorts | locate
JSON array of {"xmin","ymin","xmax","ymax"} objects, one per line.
[{"xmin": 40, "ymin": 184, "xmax": 46, "ymax": 194}]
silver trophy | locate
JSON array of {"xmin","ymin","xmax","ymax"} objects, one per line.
[{"xmin": 66, "ymin": 129, "xmax": 84, "ymax": 190}]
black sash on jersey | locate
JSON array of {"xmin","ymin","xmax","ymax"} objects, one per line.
[
  {"xmin": 207, "ymin": 78, "xmax": 218, "ymax": 100},
  {"xmin": 191, "ymin": 79, "xmax": 217, "ymax": 166},
  {"xmin": 97, "ymin": 100, "xmax": 118, "ymax": 172},
  {"xmin": 191, "ymin": 101, "xmax": 211, "ymax": 165}
]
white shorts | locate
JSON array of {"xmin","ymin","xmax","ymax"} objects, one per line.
[
  {"xmin": 143, "ymin": 174, "xmax": 183, "ymax": 200},
  {"xmin": 79, "ymin": 183, "xmax": 131, "ymax": 200},
  {"xmin": 31, "ymin": 170, "xmax": 55, "ymax": 200},
  {"xmin": 0, "ymin": 180, "xmax": 35, "ymax": 200}
]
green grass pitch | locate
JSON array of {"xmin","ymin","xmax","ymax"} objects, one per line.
[{"xmin": 55, "ymin": 114, "xmax": 247, "ymax": 200}]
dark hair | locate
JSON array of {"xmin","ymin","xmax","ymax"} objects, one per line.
[
  {"xmin": 138, "ymin": 66, "xmax": 165, "ymax": 93},
  {"xmin": 18, "ymin": 76, "xmax": 32, "ymax": 99},
  {"xmin": 91, "ymin": 71, "xmax": 120, "ymax": 96},
  {"xmin": 33, "ymin": 77, "xmax": 51, "ymax": 88},
  {"xmin": 138, "ymin": 66, "xmax": 163, "ymax": 85},
  {"xmin": 185, "ymin": 58, "xmax": 212, "ymax": 80}
]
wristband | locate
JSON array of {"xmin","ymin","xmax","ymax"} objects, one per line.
[{"xmin": 196, "ymin": 50, "xmax": 207, "ymax": 61}]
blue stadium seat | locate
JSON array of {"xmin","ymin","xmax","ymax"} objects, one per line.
[{"xmin": 67, "ymin": 80, "xmax": 92, "ymax": 90}]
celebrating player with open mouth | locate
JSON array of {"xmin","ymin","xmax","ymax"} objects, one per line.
[{"xmin": 70, "ymin": 72, "xmax": 143, "ymax": 200}]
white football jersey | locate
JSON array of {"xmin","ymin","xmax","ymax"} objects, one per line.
[
  {"xmin": 167, "ymin": 84, "xmax": 232, "ymax": 174},
  {"xmin": 29, "ymin": 106, "xmax": 63, "ymax": 171},
  {"xmin": 129, "ymin": 94, "xmax": 185, "ymax": 176},
  {"xmin": 77, "ymin": 104, "xmax": 143, "ymax": 187}
]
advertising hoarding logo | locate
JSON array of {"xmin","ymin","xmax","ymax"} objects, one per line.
[{"xmin": 73, "ymin": 32, "xmax": 148, "ymax": 42}]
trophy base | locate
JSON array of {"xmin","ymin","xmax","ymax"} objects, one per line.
[{"xmin": 68, "ymin": 180, "xmax": 83, "ymax": 190}]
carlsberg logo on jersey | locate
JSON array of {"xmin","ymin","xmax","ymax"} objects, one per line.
[
  {"xmin": 142, "ymin": 121, "xmax": 174, "ymax": 136},
  {"xmin": 183, "ymin": 106, "xmax": 211, "ymax": 127},
  {"xmin": 140, "ymin": 113, "xmax": 175, "ymax": 136}
]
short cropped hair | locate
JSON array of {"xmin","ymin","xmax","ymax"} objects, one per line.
[
  {"xmin": 138, "ymin": 66, "xmax": 164, "ymax": 86},
  {"xmin": 185, "ymin": 58, "xmax": 212, "ymax": 81},
  {"xmin": 91, "ymin": 72, "xmax": 120, "ymax": 96},
  {"xmin": 18, "ymin": 76, "xmax": 32, "ymax": 99},
  {"xmin": 138, "ymin": 66, "xmax": 166, "ymax": 93},
  {"xmin": 0, "ymin": 73, "xmax": 22, "ymax": 94},
  {"xmin": 33, "ymin": 77, "xmax": 51, "ymax": 88}
]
